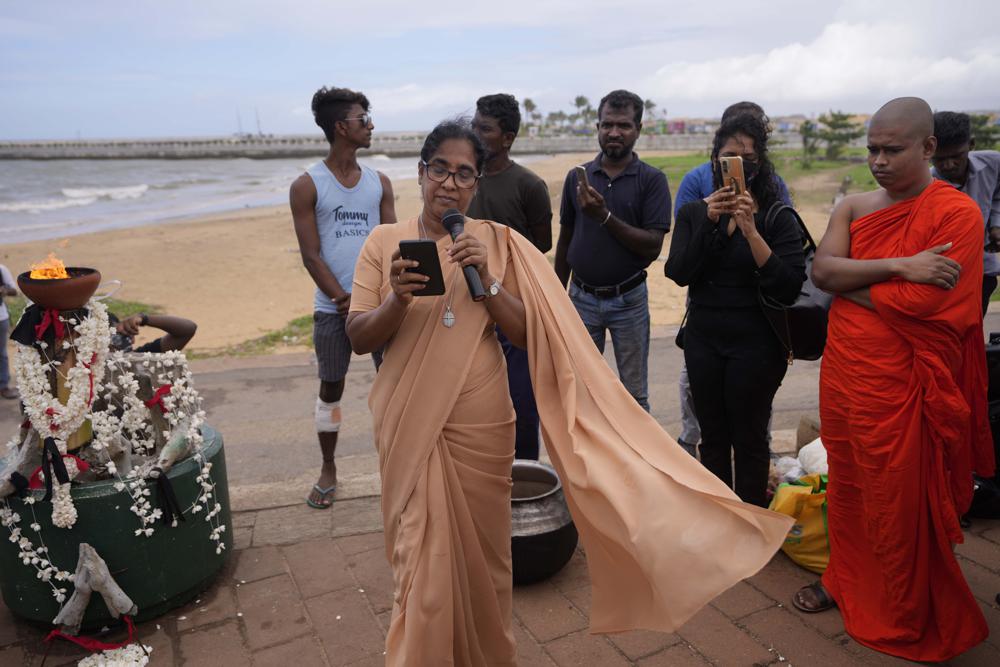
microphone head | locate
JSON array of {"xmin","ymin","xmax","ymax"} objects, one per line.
[{"xmin": 441, "ymin": 208, "xmax": 465, "ymax": 235}]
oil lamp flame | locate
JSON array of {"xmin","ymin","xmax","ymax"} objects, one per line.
[{"xmin": 29, "ymin": 253, "xmax": 69, "ymax": 280}]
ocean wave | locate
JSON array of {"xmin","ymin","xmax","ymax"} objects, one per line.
[
  {"xmin": 152, "ymin": 178, "xmax": 221, "ymax": 190},
  {"xmin": 0, "ymin": 197, "xmax": 98, "ymax": 213},
  {"xmin": 61, "ymin": 184, "xmax": 149, "ymax": 200}
]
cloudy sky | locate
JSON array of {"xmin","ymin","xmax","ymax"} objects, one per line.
[{"xmin": 2, "ymin": 0, "xmax": 998, "ymax": 139}]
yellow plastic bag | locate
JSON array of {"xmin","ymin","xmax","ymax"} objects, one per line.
[{"xmin": 767, "ymin": 473, "xmax": 828, "ymax": 574}]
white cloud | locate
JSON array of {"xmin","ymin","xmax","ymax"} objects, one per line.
[{"xmin": 642, "ymin": 20, "xmax": 1000, "ymax": 116}]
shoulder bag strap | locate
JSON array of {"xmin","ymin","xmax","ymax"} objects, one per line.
[{"xmin": 759, "ymin": 201, "xmax": 794, "ymax": 365}]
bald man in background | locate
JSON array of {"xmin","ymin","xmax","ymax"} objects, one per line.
[{"xmin": 796, "ymin": 97, "xmax": 994, "ymax": 661}]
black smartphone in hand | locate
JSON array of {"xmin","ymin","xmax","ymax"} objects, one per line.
[{"xmin": 399, "ymin": 240, "xmax": 446, "ymax": 297}]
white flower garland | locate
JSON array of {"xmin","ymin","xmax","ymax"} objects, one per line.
[
  {"xmin": 77, "ymin": 643, "xmax": 152, "ymax": 667},
  {"xmin": 0, "ymin": 500, "xmax": 74, "ymax": 603},
  {"xmin": 3, "ymin": 300, "xmax": 228, "ymax": 621},
  {"xmin": 13, "ymin": 302, "xmax": 110, "ymax": 449}
]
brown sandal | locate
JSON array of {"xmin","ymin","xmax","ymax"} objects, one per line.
[{"xmin": 792, "ymin": 581, "xmax": 836, "ymax": 613}]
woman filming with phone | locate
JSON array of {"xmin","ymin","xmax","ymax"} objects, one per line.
[
  {"xmin": 665, "ymin": 112, "xmax": 806, "ymax": 507},
  {"xmin": 346, "ymin": 117, "xmax": 795, "ymax": 666}
]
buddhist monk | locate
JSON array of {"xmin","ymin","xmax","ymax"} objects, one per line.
[{"xmin": 797, "ymin": 97, "xmax": 995, "ymax": 661}]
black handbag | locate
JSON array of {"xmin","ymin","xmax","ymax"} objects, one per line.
[{"xmin": 758, "ymin": 202, "xmax": 833, "ymax": 362}]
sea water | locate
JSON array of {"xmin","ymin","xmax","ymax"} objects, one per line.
[{"xmin": 0, "ymin": 154, "xmax": 545, "ymax": 244}]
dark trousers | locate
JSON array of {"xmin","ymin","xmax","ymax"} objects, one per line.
[
  {"xmin": 498, "ymin": 330, "xmax": 540, "ymax": 460},
  {"xmin": 983, "ymin": 274, "xmax": 997, "ymax": 317},
  {"xmin": 684, "ymin": 306, "xmax": 788, "ymax": 507}
]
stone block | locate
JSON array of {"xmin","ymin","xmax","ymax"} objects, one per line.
[
  {"xmin": 232, "ymin": 545, "xmax": 287, "ymax": 584},
  {"xmin": 543, "ymin": 629, "xmax": 630, "ymax": 666},
  {"xmin": 512, "ymin": 581, "xmax": 587, "ymax": 643},
  {"xmin": 710, "ymin": 580, "xmax": 775, "ymax": 620},
  {"xmin": 236, "ymin": 573, "xmax": 313, "ymax": 651},
  {"xmin": 741, "ymin": 606, "xmax": 858, "ymax": 666},
  {"xmin": 344, "ymin": 548, "xmax": 395, "ymax": 615},
  {"xmin": 253, "ymin": 635, "xmax": 328, "ymax": 667},
  {"xmin": 675, "ymin": 604, "xmax": 772, "ymax": 667},
  {"xmin": 179, "ymin": 620, "xmax": 250, "ymax": 666},
  {"xmin": 284, "ymin": 537, "xmax": 355, "ymax": 599},
  {"xmin": 175, "ymin": 582, "xmax": 238, "ymax": 632},
  {"xmin": 305, "ymin": 587, "xmax": 385, "ymax": 666},
  {"xmin": 637, "ymin": 643, "xmax": 712, "ymax": 666}
]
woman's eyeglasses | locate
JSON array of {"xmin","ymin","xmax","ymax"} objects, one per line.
[{"xmin": 421, "ymin": 160, "xmax": 479, "ymax": 189}]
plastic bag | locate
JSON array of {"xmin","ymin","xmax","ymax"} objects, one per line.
[
  {"xmin": 772, "ymin": 456, "xmax": 805, "ymax": 483},
  {"xmin": 768, "ymin": 473, "xmax": 828, "ymax": 573},
  {"xmin": 798, "ymin": 438, "xmax": 828, "ymax": 475}
]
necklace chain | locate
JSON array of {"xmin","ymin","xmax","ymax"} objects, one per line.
[{"xmin": 418, "ymin": 216, "xmax": 458, "ymax": 327}]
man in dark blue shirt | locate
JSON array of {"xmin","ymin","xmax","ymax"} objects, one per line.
[{"xmin": 554, "ymin": 90, "xmax": 671, "ymax": 412}]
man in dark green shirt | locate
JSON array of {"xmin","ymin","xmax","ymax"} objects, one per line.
[{"xmin": 469, "ymin": 94, "xmax": 553, "ymax": 459}]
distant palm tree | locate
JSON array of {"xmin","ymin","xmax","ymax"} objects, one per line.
[
  {"xmin": 644, "ymin": 99, "xmax": 657, "ymax": 118},
  {"xmin": 573, "ymin": 96, "xmax": 590, "ymax": 128},
  {"xmin": 523, "ymin": 98, "xmax": 537, "ymax": 118}
]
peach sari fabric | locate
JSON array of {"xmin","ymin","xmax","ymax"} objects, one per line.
[{"xmin": 351, "ymin": 218, "xmax": 792, "ymax": 665}]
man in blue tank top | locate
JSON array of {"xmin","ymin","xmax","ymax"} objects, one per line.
[{"xmin": 290, "ymin": 86, "xmax": 397, "ymax": 509}]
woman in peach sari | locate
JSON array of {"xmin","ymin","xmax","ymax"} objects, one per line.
[{"xmin": 347, "ymin": 120, "xmax": 793, "ymax": 666}]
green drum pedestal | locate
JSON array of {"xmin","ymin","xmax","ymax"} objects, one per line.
[{"xmin": 0, "ymin": 425, "xmax": 232, "ymax": 629}]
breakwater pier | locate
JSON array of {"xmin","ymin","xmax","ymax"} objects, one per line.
[{"xmin": 0, "ymin": 133, "xmax": 800, "ymax": 160}]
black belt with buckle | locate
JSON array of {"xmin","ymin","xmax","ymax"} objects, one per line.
[{"xmin": 571, "ymin": 270, "xmax": 646, "ymax": 298}]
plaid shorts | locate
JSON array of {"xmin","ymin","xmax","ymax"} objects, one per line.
[
  {"xmin": 313, "ymin": 311, "xmax": 353, "ymax": 383},
  {"xmin": 313, "ymin": 311, "xmax": 383, "ymax": 383}
]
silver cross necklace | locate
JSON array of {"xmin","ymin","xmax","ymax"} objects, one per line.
[{"xmin": 418, "ymin": 215, "xmax": 458, "ymax": 328}]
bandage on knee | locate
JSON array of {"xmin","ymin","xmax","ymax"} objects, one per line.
[{"xmin": 315, "ymin": 398, "xmax": 342, "ymax": 433}]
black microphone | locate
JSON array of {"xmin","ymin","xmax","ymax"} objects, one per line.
[{"xmin": 441, "ymin": 208, "xmax": 486, "ymax": 302}]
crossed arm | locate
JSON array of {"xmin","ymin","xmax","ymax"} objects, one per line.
[{"xmin": 811, "ymin": 198, "xmax": 961, "ymax": 310}]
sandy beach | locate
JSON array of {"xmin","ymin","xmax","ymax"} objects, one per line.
[{"xmin": 0, "ymin": 151, "xmax": 834, "ymax": 352}]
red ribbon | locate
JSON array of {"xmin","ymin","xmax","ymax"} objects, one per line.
[
  {"xmin": 45, "ymin": 615, "xmax": 136, "ymax": 653},
  {"xmin": 27, "ymin": 454, "xmax": 91, "ymax": 490},
  {"xmin": 45, "ymin": 407, "xmax": 60, "ymax": 433},
  {"xmin": 82, "ymin": 352, "xmax": 97, "ymax": 406},
  {"xmin": 144, "ymin": 384, "xmax": 173, "ymax": 414},
  {"xmin": 34, "ymin": 308, "xmax": 66, "ymax": 341}
]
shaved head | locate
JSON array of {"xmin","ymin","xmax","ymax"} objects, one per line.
[
  {"xmin": 870, "ymin": 97, "xmax": 934, "ymax": 141},
  {"xmin": 866, "ymin": 97, "xmax": 936, "ymax": 197}
]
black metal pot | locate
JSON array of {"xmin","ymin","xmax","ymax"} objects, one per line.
[{"xmin": 511, "ymin": 460, "xmax": 578, "ymax": 585}]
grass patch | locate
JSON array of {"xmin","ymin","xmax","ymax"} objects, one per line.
[
  {"xmin": 189, "ymin": 314, "xmax": 314, "ymax": 359},
  {"xmin": 6, "ymin": 295, "xmax": 161, "ymax": 326},
  {"xmin": 643, "ymin": 151, "xmax": 873, "ymax": 200},
  {"xmin": 643, "ymin": 153, "xmax": 710, "ymax": 189}
]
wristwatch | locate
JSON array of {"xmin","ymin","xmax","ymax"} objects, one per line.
[{"xmin": 486, "ymin": 278, "xmax": 501, "ymax": 298}]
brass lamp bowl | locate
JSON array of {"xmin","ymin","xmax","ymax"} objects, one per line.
[{"xmin": 17, "ymin": 268, "xmax": 102, "ymax": 311}]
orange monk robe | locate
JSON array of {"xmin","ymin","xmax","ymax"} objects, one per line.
[
  {"xmin": 354, "ymin": 219, "xmax": 794, "ymax": 666},
  {"xmin": 820, "ymin": 180, "xmax": 994, "ymax": 662}
]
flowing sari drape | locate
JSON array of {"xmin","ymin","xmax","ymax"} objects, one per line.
[{"xmin": 352, "ymin": 218, "xmax": 792, "ymax": 665}]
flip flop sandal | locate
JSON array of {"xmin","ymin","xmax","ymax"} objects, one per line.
[
  {"xmin": 792, "ymin": 581, "xmax": 836, "ymax": 613},
  {"xmin": 306, "ymin": 483, "xmax": 337, "ymax": 510}
]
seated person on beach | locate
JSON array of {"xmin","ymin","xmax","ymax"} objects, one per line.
[
  {"xmin": 108, "ymin": 312, "xmax": 197, "ymax": 353},
  {"xmin": 1, "ymin": 263, "xmax": 18, "ymax": 399}
]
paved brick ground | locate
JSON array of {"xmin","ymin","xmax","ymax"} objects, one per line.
[{"xmin": 1, "ymin": 495, "xmax": 998, "ymax": 666}]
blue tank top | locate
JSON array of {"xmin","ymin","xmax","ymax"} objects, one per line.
[{"xmin": 307, "ymin": 161, "xmax": 383, "ymax": 314}]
